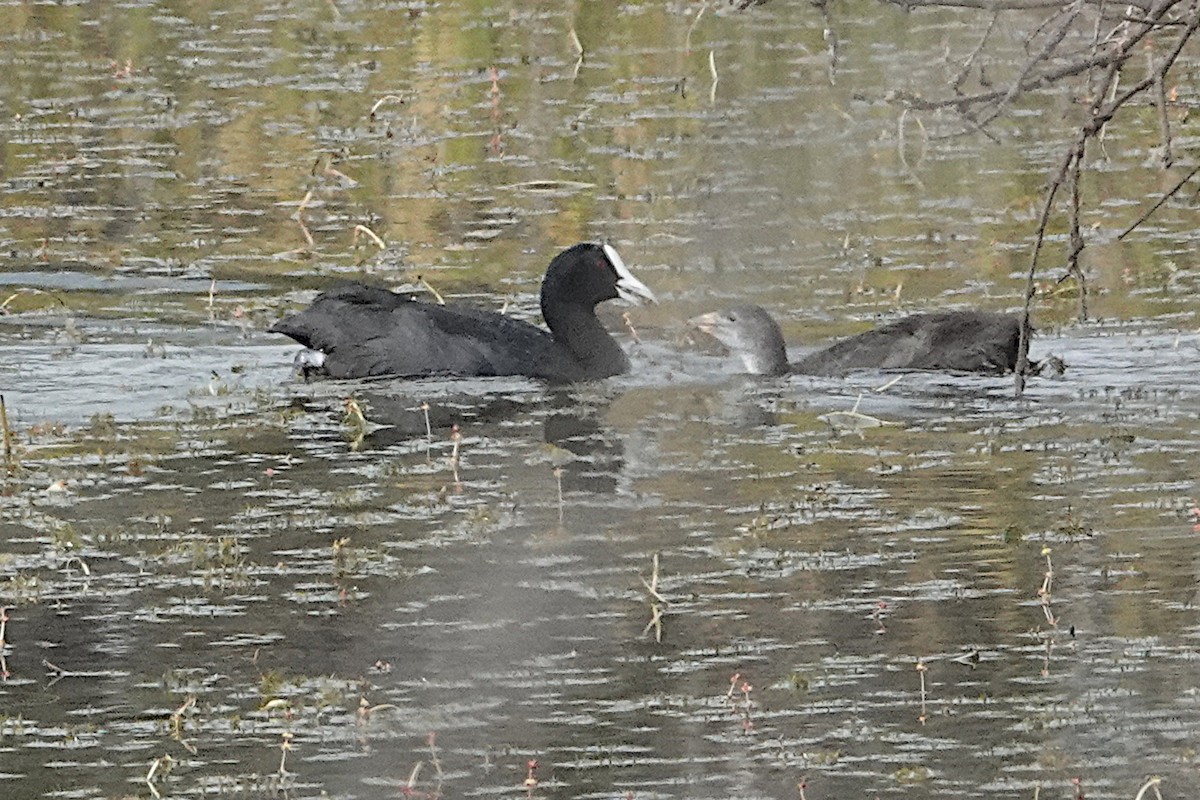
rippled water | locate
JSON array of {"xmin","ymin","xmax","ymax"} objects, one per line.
[{"xmin": 2, "ymin": 1, "xmax": 1199, "ymax": 798}]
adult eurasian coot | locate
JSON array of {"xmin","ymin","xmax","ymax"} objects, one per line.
[
  {"xmin": 691, "ymin": 304, "xmax": 1021, "ymax": 376},
  {"xmin": 270, "ymin": 242, "xmax": 656, "ymax": 382}
]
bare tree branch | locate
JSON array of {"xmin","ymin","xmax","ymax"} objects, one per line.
[{"xmin": 1013, "ymin": 0, "xmax": 1200, "ymax": 394}]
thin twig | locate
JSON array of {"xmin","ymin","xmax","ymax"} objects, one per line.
[
  {"xmin": 952, "ymin": 10, "xmax": 1000, "ymax": 92},
  {"xmin": 1014, "ymin": 144, "xmax": 1072, "ymax": 395},
  {"xmin": 893, "ymin": 0, "xmax": 1185, "ymax": 119},
  {"xmin": 1116, "ymin": 163, "xmax": 1200, "ymax": 240},
  {"xmin": 1066, "ymin": 139, "xmax": 1089, "ymax": 321},
  {"xmin": 1151, "ymin": 51, "xmax": 1174, "ymax": 167},
  {"xmin": 977, "ymin": 0, "xmax": 1082, "ymax": 126}
]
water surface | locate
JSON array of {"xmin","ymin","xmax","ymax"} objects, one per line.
[{"xmin": 2, "ymin": 2, "xmax": 1198, "ymax": 798}]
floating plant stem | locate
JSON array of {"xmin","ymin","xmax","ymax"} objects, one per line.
[
  {"xmin": 641, "ymin": 552, "xmax": 667, "ymax": 642},
  {"xmin": 1038, "ymin": 546, "xmax": 1057, "ymax": 626},
  {"xmin": 524, "ymin": 759, "xmax": 539, "ymax": 797},
  {"xmin": 553, "ymin": 466, "xmax": 564, "ymax": 526},
  {"xmin": 0, "ymin": 606, "xmax": 10, "ymax": 679},
  {"xmin": 427, "ymin": 732, "xmax": 443, "ymax": 780},
  {"xmin": 414, "ymin": 274, "xmax": 445, "ymax": 305},
  {"xmin": 352, "ymin": 224, "xmax": 386, "ymax": 249},
  {"xmin": 1133, "ymin": 776, "xmax": 1164, "ymax": 800},
  {"xmin": 421, "ymin": 402, "xmax": 432, "ymax": 458},
  {"xmin": 622, "ymin": 311, "xmax": 641, "ymax": 343},
  {"xmin": 708, "ymin": 49, "xmax": 719, "ymax": 103},
  {"xmin": 145, "ymin": 754, "xmax": 174, "ymax": 799},
  {"xmin": 0, "ymin": 394, "xmax": 13, "ymax": 475},
  {"xmin": 569, "ymin": 28, "xmax": 584, "ymax": 79},
  {"xmin": 278, "ymin": 730, "xmax": 293, "ymax": 775},
  {"xmin": 916, "ymin": 659, "xmax": 929, "ymax": 724},
  {"xmin": 449, "ymin": 424, "xmax": 462, "ymax": 485},
  {"xmin": 369, "ymin": 94, "xmax": 406, "ymax": 118},
  {"xmin": 404, "ymin": 761, "xmax": 425, "ymax": 794},
  {"xmin": 169, "ymin": 695, "xmax": 196, "ymax": 738}
]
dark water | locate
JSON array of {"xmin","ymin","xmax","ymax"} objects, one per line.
[{"xmin": 2, "ymin": 2, "xmax": 1199, "ymax": 799}]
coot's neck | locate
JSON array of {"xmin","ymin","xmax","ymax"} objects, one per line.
[
  {"xmin": 542, "ymin": 302, "xmax": 630, "ymax": 379},
  {"xmin": 750, "ymin": 343, "xmax": 789, "ymax": 376}
]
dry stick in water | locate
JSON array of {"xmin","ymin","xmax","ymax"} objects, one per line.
[
  {"xmin": 403, "ymin": 761, "xmax": 425, "ymax": 795},
  {"xmin": 420, "ymin": 402, "xmax": 433, "ymax": 459},
  {"xmin": 0, "ymin": 606, "xmax": 9, "ymax": 680},
  {"xmin": 0, "ymin": 394, "xmax": 13, "ymax": 475},
  {"xmin": 369, "ymin": 94, "xmax": 405, "ymax": 118},
  {"xmin": 569, "ymin": 24, "xmax": 583, "ymax": 81},
  {"xmin": 449, "ymin": 424, "xmax": 462, "ymax": 485},
  {"xmin": 622, "ymin": 311, "xmax": 641, "ymax": 343},
  {"xmin": 1133, "ymin": 776, "xmax": 1164, "ymax": 800},
  {"xmin": 896, "ymin": 108, "xmax": 927, "ymax": 190},
  {"xmin": 916, "ymin": 659, "xmax": 929, "ymax": 724},
  {"xmin": 352, "ymin": 224, "xmax": 386, "ymax": 250},
  {"xmin": 708, "ymin": 49, "xmax": 719, "ymax": 103},
  {"xmin": 1, "ymin": 287, "xmax": 66, "ymax": 312},
  {"xmin": 1038, "ymin": 546, "xmax": 1057, "ymax": 627},
  {"xmin": 641, "ymin": 552, "xmax": 667, "ymax": 642},
  {"xmin": 523, "ymin": 759, "xmax": 539, "ymax": 797},
  {"xmin": 278, "ymin": 731, "xmax": 294, "ymax": 775},
  {"xmin": 553, "ymin": 466, "xmax": 564, "ymax": 526},
  {"xmin": 414, "ymin": 274, "xmax": 445, "ymax": 305},
  {"xmin": 145, "ymin": 754, "xmax": 174, "ymax": 800},
  {"xmin": 293, "ymin": 190, "xmax": 315, "ymax": 247},
  {"xmin": 169, "ymin": 695, "xmax": 197, "ymax": 754},
  {"xmin": 426, "ymin": 732, "xmax": 444, "ymax": 781}
]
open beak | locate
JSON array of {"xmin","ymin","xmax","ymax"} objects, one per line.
[
  {"xmin": 688, "ymin": 311, "xmax": 722, "ymax": 336},
  {"xmin": 604, "ymin": 243, "xmax": 658, "ymax": 305}
]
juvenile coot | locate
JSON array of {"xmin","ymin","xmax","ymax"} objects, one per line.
[
  {"xmin": 691, "ymin": 304, "xmax": 1021, "ymax": 376},
  {"xmin": 270, "ymin": 242, "xmax": 656, "ymax": 381}
]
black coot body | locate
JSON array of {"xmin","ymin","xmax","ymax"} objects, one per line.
[
  {"xmin": 691, "ymin": 304, "xmax": 1021, "ymax": 376},
  {"xmin": 269, "ymin": 242, "xmax": 656, "ymax": 382}
]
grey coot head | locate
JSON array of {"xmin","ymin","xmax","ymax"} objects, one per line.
[{"xmin": 689, "ymin": 304, "xmax": 789, "ymax": 376}]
